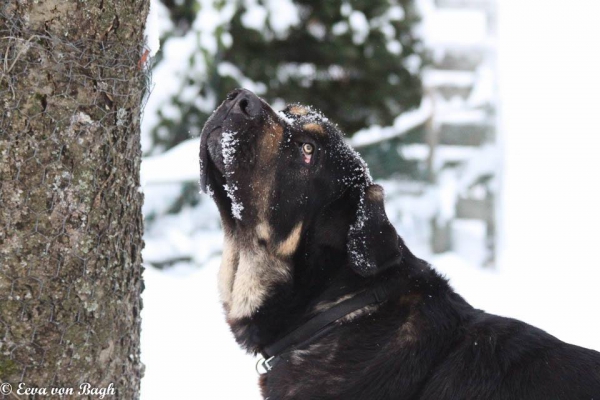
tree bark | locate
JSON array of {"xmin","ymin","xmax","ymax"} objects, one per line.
[{"xmin": 0, "ymin": 1, "xmax": 148, "ymax": 398}]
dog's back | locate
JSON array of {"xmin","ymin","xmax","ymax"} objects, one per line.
[
  {"xmin": 262, "ymin": 256, "xmax": 600, "ymax": 400},
  {"xmin": 420, "ymin": 311, "xmax": 600, "ymax": 399}
]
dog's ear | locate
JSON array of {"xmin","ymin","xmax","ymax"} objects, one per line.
[{"xmin": 347, "ymin": 184, "xmax": 403, "ymax": 277}]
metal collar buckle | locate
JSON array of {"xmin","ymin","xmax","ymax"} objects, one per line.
[{"xmin": 255, "ymin": 356, "xmax": 275, "ymax": 375}]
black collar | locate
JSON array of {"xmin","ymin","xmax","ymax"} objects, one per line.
[{"xmin": 256, "ymin": 285, "xmax": 393, "ymax": 374}]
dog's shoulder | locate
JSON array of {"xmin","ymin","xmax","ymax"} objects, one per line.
[{"xmin": 419, "ymin": 309, "xmax": 600, "ymax": 399}]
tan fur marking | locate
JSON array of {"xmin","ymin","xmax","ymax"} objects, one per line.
[
  {"xmin": 314, "ymin": 294, "xmax": 355, "ymax": 313},
  {"xmin": 367, "ymin": 185, "xmax": 384, "ymax": 202},
  {"xmin": 290, "ymin": 341, "xmax": 337, "ymax": 365},
  {"xmin": 229, "ymin": 247, "xmax": 291, "ymax": 319},
  {"xmin": 256, "ymin": 222, "xmax": 272, "ymax": 242},
  {"xmin": 290, "ymin": 348, "xmax": 311, "ymax": 365},
  {"xmin": 289, "ymin": 105, "xmax": 309, "ymax": 115},
  {"xmin": 286, "ymin": 339, "xmax": 342, "ymax": 397},
  {"xmin": 254, "ymin": 122, "xmax": 283, "ymax": 219},
  {"xmin": 316, "ymin": 292, "xmax": 382, "ymax": 323},
  {"xmin": 276, "ymin": 222, "xmax": 304, "ymax": 257},
  {"xmin": 397, "ymin": 294, "xmax": 423, "ymax": 345},
  {"xmin": 315, "ymin": 294, "xmax": 380, "ymax": 322},
  {"xmin": 261, "ymin": 122, "xmax": 284, "ymax": 158},
  {"xmin": 217, "ymin": 236, "xmax": 238, "ymax": 306},
  {"xmin": 303, "ymin": 122, "xmax": 325, "ymax": 135},
  {"xmin": 339, "ymin": 304, "xmax": 379, "ymax": 323},
  {"xmin": 399, "ymin": 293, "xmax": 423, "ymax": 306},
  {"xmin": 398, "ymin": 309, "xmax": 419, "ymax": 344},
  {"xmin": 229, "ymin": 250, "xmax": 268, "ymax": 319}
]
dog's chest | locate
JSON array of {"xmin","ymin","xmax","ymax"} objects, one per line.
[{"xmin": 262, "ymin": 340, "xmax": 351, "ymax": 399}]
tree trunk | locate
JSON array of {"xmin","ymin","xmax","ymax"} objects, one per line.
[{"xmin": 0, "ymin": 1, "xmax": 148, "ymax": 398}]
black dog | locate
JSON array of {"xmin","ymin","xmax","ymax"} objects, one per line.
[{"xmin": 200, "ymin": 89, "xmax": 600, "ymax": 399}]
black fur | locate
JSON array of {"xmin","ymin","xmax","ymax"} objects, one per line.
[{"xmin": 200, "ymin": 89, "xmax": 600, "ymax": 399}]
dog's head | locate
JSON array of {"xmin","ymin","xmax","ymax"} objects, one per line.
[{"xmin": 200, "ymin": 89, "xmax": 402, "ymax": 317}]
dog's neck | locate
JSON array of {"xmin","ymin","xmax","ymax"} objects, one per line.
[
  {"xmin": 217, "ymin": 220, "xmax": 425, "ymax": 355},
  {"xmin": 218, "ymin": 231, "xmax": 294, "ymax": 321}
]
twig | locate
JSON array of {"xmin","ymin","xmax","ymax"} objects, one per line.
[
  {"xmin": 1, "ymin": 35, "xmax": 40, "ymax": 89},
  {"xmin": 5, "ymin": 35, "xmax": 40, "ymax": 74}
]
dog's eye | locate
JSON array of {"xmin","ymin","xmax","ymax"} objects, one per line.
[
  {"xmin": 300, "ymin": 143, "xmax": 314, "ymax": 164},
  {"xmin": 302, "ymin": 143, "xmax": 314, "ymax": 155}
]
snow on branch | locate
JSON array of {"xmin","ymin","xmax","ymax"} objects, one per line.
[{"xmin": 349, "ymin": 96, "xmax": 434, "ymax": 148}]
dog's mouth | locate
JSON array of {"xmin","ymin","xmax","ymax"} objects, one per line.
[
  {"xmin": 200, "ymin": 89, "xmax": 269, "ymax": 193},
  {"xmin": 201, "ymin": 125, "xmax": 226, "ymax": 180}
]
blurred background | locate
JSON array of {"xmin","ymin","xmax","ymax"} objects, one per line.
[{"xmin": 138, "ymin": 0, "xmax": 600, "ymax": 398}]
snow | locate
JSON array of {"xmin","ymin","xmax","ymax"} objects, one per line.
[
  {"xmin": 194, "ymin": 1, "xmax": 237, "ymax": 54},
  {"xmin": 241, "ymin": 0, "xmax": 300, "ymax": 38},
  {"xmin": 423, "ymin": 69, "xmax": 477, "ymax": 88},
  {"xmin": 456, "ymin": 145, "xmax": 499, "ymax": 191},
  {"xmin": 387, "ymin": 5, "xmax": 405, "ymax": 21},
  {"xmin": 437, "ymin": 169, "xmax": 458, "ymax": 223},
  {"xmin": 399, "ymin": 143, "xmax": 480, "ymax": 174},
  {"xmin": 276, "ymin": 63, "xmax": 318, "ymax": 87},
  {"xmin": 350, "ymin": 96, "xmax": 434, "ymax": 148},
  {"xmin": 220, "ymin": 128, "xmax": 245, "ymax": 220},
  {"xmin": 386, "ymin": 40, "xmax": 403, "ymax": 55},
  {"xmin": 497, "ymin": 0, "xmax": 600, "ymax": 350},
  {"xmin": 264, "ymin": 0, "xmax": 300, "ymax": 36},
  {"xmin": 141, "ymin": 138, "xmax": 200, "ymax": 185},
  {"xmin": 332, "ymin": 21, "xmax": 349, "ymax": 36},
  {"xmin": 436, "ymin": 108, "xmax": 487, "ymax": 125},
  {"xmin": 450, "ymin": 219, "xmax": 488, "ymax": 266},
  {"xmin": 399, "ymin": 143, "xmax": 430, "ymax": 160},
  {"xmin": 218, "ymin": 62, "xmax": 267, "ymax": 95},
  {"xmin": 403, "ymin": 54, "xmax": 422, "ymax": 74},
  {"xmin": 348, "ymin": 188, "xmax": 371, "ymax": 274},
  {"xmin": 141, "ymin": 0, "xmax": 237, "ymax": 153},
  {"xmin": 143, "ymin": 196, "xmax": 221, "ymax": 267},
  {"xmin": 340, "ymin": 3, "xmax": 352, "ymax": 17},
  {"xmin": 142, "ymin": 182, "xmax": 185, "ymax": 220},
  {"xmin": 277, "ymin": 110, "xmax": 295, "ymax": 125},
  {"xmin": 144, "ymin": 0, "xmax": 168, "ymax": 59},
  {"xmin": 141, "ymin": 33, "xmax": 198, "ymax": 153},
  {"xmin": 221, "ymin": 130, "xmax": 239, "ymax": 167},
  {"xmin": 420, "ymin": 5, "xmax": 488, "ymax": 47},
  {"xmin": 140, "ymin": 261, "xmax": 262, "ymax": 400},
  {"xmin": 241, "ymin": 3, "xmax": 268, "ymax": 32},
  {"xmin": 307, "ymin": 20, "xmax": 327, "ymax": 40},
  {"xmin": 468, "ymin": 63, "xmax": 495, "ymax": 107},
  {"xmin": 348, "ymin": 11, "xmax": 370, "ymax": 45},
  {"xmin": 224, "ymin": 183, "xmax": 244, "ymax": 220}
]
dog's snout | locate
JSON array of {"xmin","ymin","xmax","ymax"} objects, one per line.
[{"xmin": 228, "ymin": 89, "xmax": 262, "ymax": 119}]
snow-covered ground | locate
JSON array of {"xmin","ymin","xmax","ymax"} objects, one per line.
[
  {"xmin": 139, "ymin": 1, "xmax": 600, "ymax": 399},
  {"xmin": 140, "ymin": 243, "xmax": 600, "ymax": 400},
  {"xmin": 496, "ymin": 0, "xmax": 600, "ymax": 353},
  {"xmin": 140, "ymin": 260, "xmax": 261, "ymax": 399}
]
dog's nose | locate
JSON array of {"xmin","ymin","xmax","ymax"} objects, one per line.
[{"xmin": 227, "ymin": 89, "xmax": 262, "ymax": 119}]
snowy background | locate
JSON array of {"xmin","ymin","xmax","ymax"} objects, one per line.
[{"xmin": 139, "ymin": 0, "xmax": 600, "ymax": 399}]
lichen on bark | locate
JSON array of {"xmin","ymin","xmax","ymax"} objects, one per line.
[{"xmin": 0, "ymin": 0, "xmax": 149, "ymax": 398}]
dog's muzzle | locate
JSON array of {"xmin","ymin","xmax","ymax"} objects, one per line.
[{"xmin": 199, "ymin": 89, "xmax": 263, "ymax": 192}]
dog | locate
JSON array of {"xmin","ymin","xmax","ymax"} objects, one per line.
[{"xmin": 200, "ymin": 89, "xmax": 600, "ymax": 399}]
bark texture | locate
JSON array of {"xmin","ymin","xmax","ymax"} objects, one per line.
[{"xmin": 0, "ymin": 0, "xmax": 148, "ymax": 397}]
